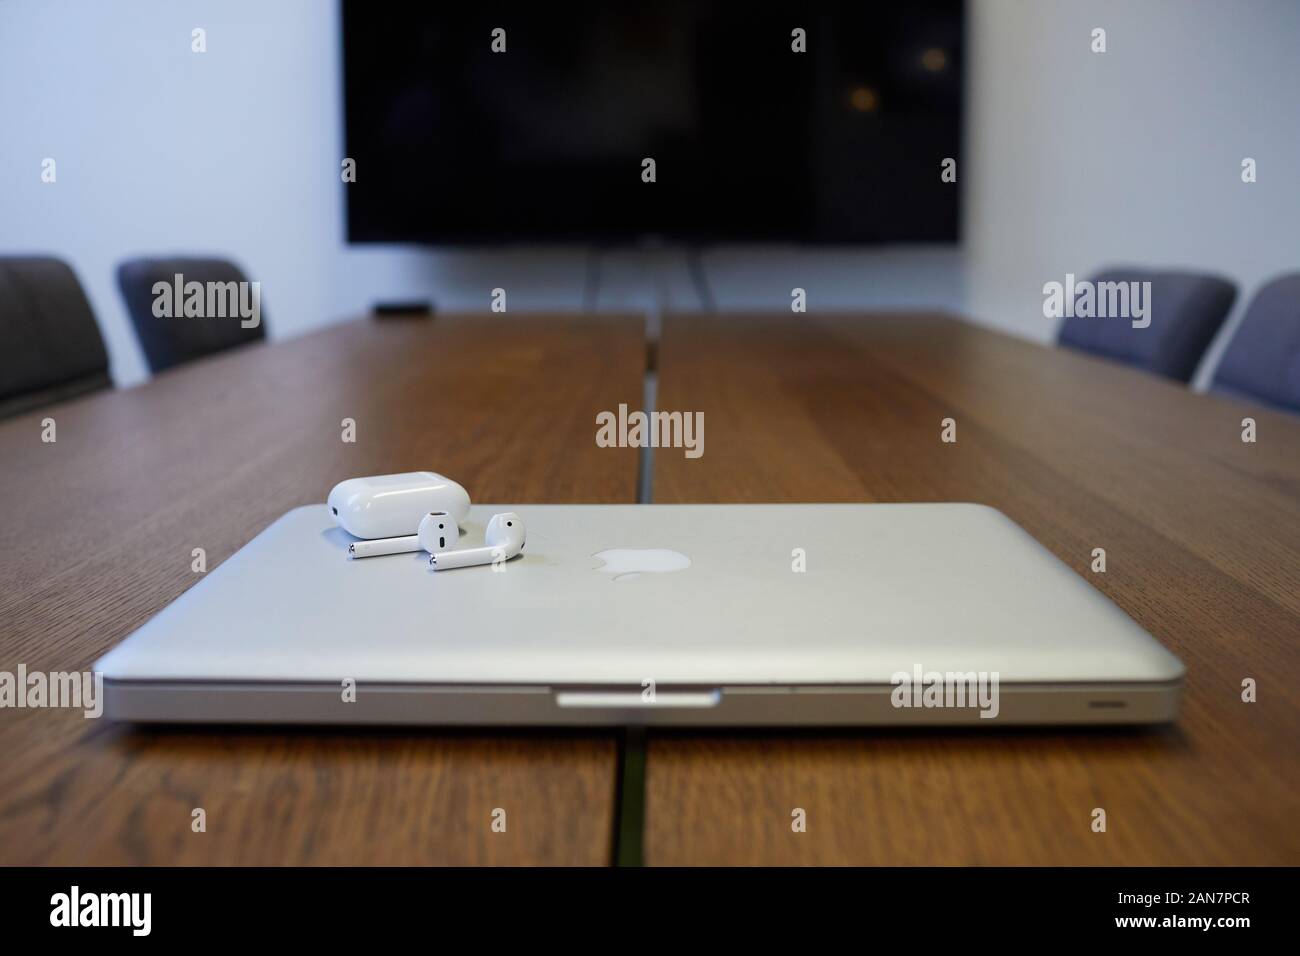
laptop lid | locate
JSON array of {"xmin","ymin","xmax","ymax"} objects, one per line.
[{"xmin": 95, "ymin": 503, "xmax": 1183, "ymax": 689}]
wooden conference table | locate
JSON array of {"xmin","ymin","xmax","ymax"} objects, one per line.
[{"xmin": 0, "ymin": 311, "xmax": 1296, "ymax": 865}]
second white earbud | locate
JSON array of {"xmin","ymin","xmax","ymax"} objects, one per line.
[{"xmin": 429, "ymin": 512, "xmax": 525, "ymax": 570}]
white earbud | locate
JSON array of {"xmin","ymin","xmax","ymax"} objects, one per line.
[
  {"xmin": 429, "ymin": 512, "xmax": 525, "ymax": 570},
  {"xmin": 348, "ymin": 511, "xmax": 458, "ymax": 559},
  {"xmin": 417, "ymin": 511, "xmax": 458, "ymax": 553}
]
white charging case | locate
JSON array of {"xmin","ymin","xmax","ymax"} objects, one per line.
[{"xmin": 327, "ymin": 472, "xmax": 471, "ymax": 539}]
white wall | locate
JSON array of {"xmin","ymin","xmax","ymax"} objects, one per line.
[
  {"xmin": 0, "ymin": 0, "xmax": 342, "ymax": 386},
  {"xmin": 965, "ymin": 0, "xmax": 1300, "ymax": 384},
  {"xmin": 2, "ymin": 0, "xmax": 1296, "ymax": 388}
]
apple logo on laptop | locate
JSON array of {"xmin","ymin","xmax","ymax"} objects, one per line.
[{"xmin": 592, "ymin": 548, "xmax": 691, "ymax": 581}]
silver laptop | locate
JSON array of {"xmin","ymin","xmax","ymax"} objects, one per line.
[{"xmin": 95, "ymin": 504, "xmax": 1184, "ymax": 726}]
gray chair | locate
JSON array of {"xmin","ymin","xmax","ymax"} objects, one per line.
[
  {"xmin": 1057, "ymin": 268, "xmax": 1236, "ymax": 382},
  {"xmin": 1211, "ymin": 273, "xmax": 1300, "ymax": 413},
  {"xmin": 0, "ymin": 257, "xmax": 111, "ymax": 419},
  {"xmin": 117, "ymin": 257, "xmax": 266, "ymax": 374}
]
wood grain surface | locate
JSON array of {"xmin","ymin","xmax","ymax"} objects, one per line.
[
  {"xmin": 0, "ymin": 313, "xmax": 644, "ymax": 864},
  {"xmin": 647, "ymin": 311, "xmax": 1300, "ymax": 865}
]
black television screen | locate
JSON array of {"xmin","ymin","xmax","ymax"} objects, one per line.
[{"xmin": 342, "ymin": 2, "xmax": 963, "ymax": 244}]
